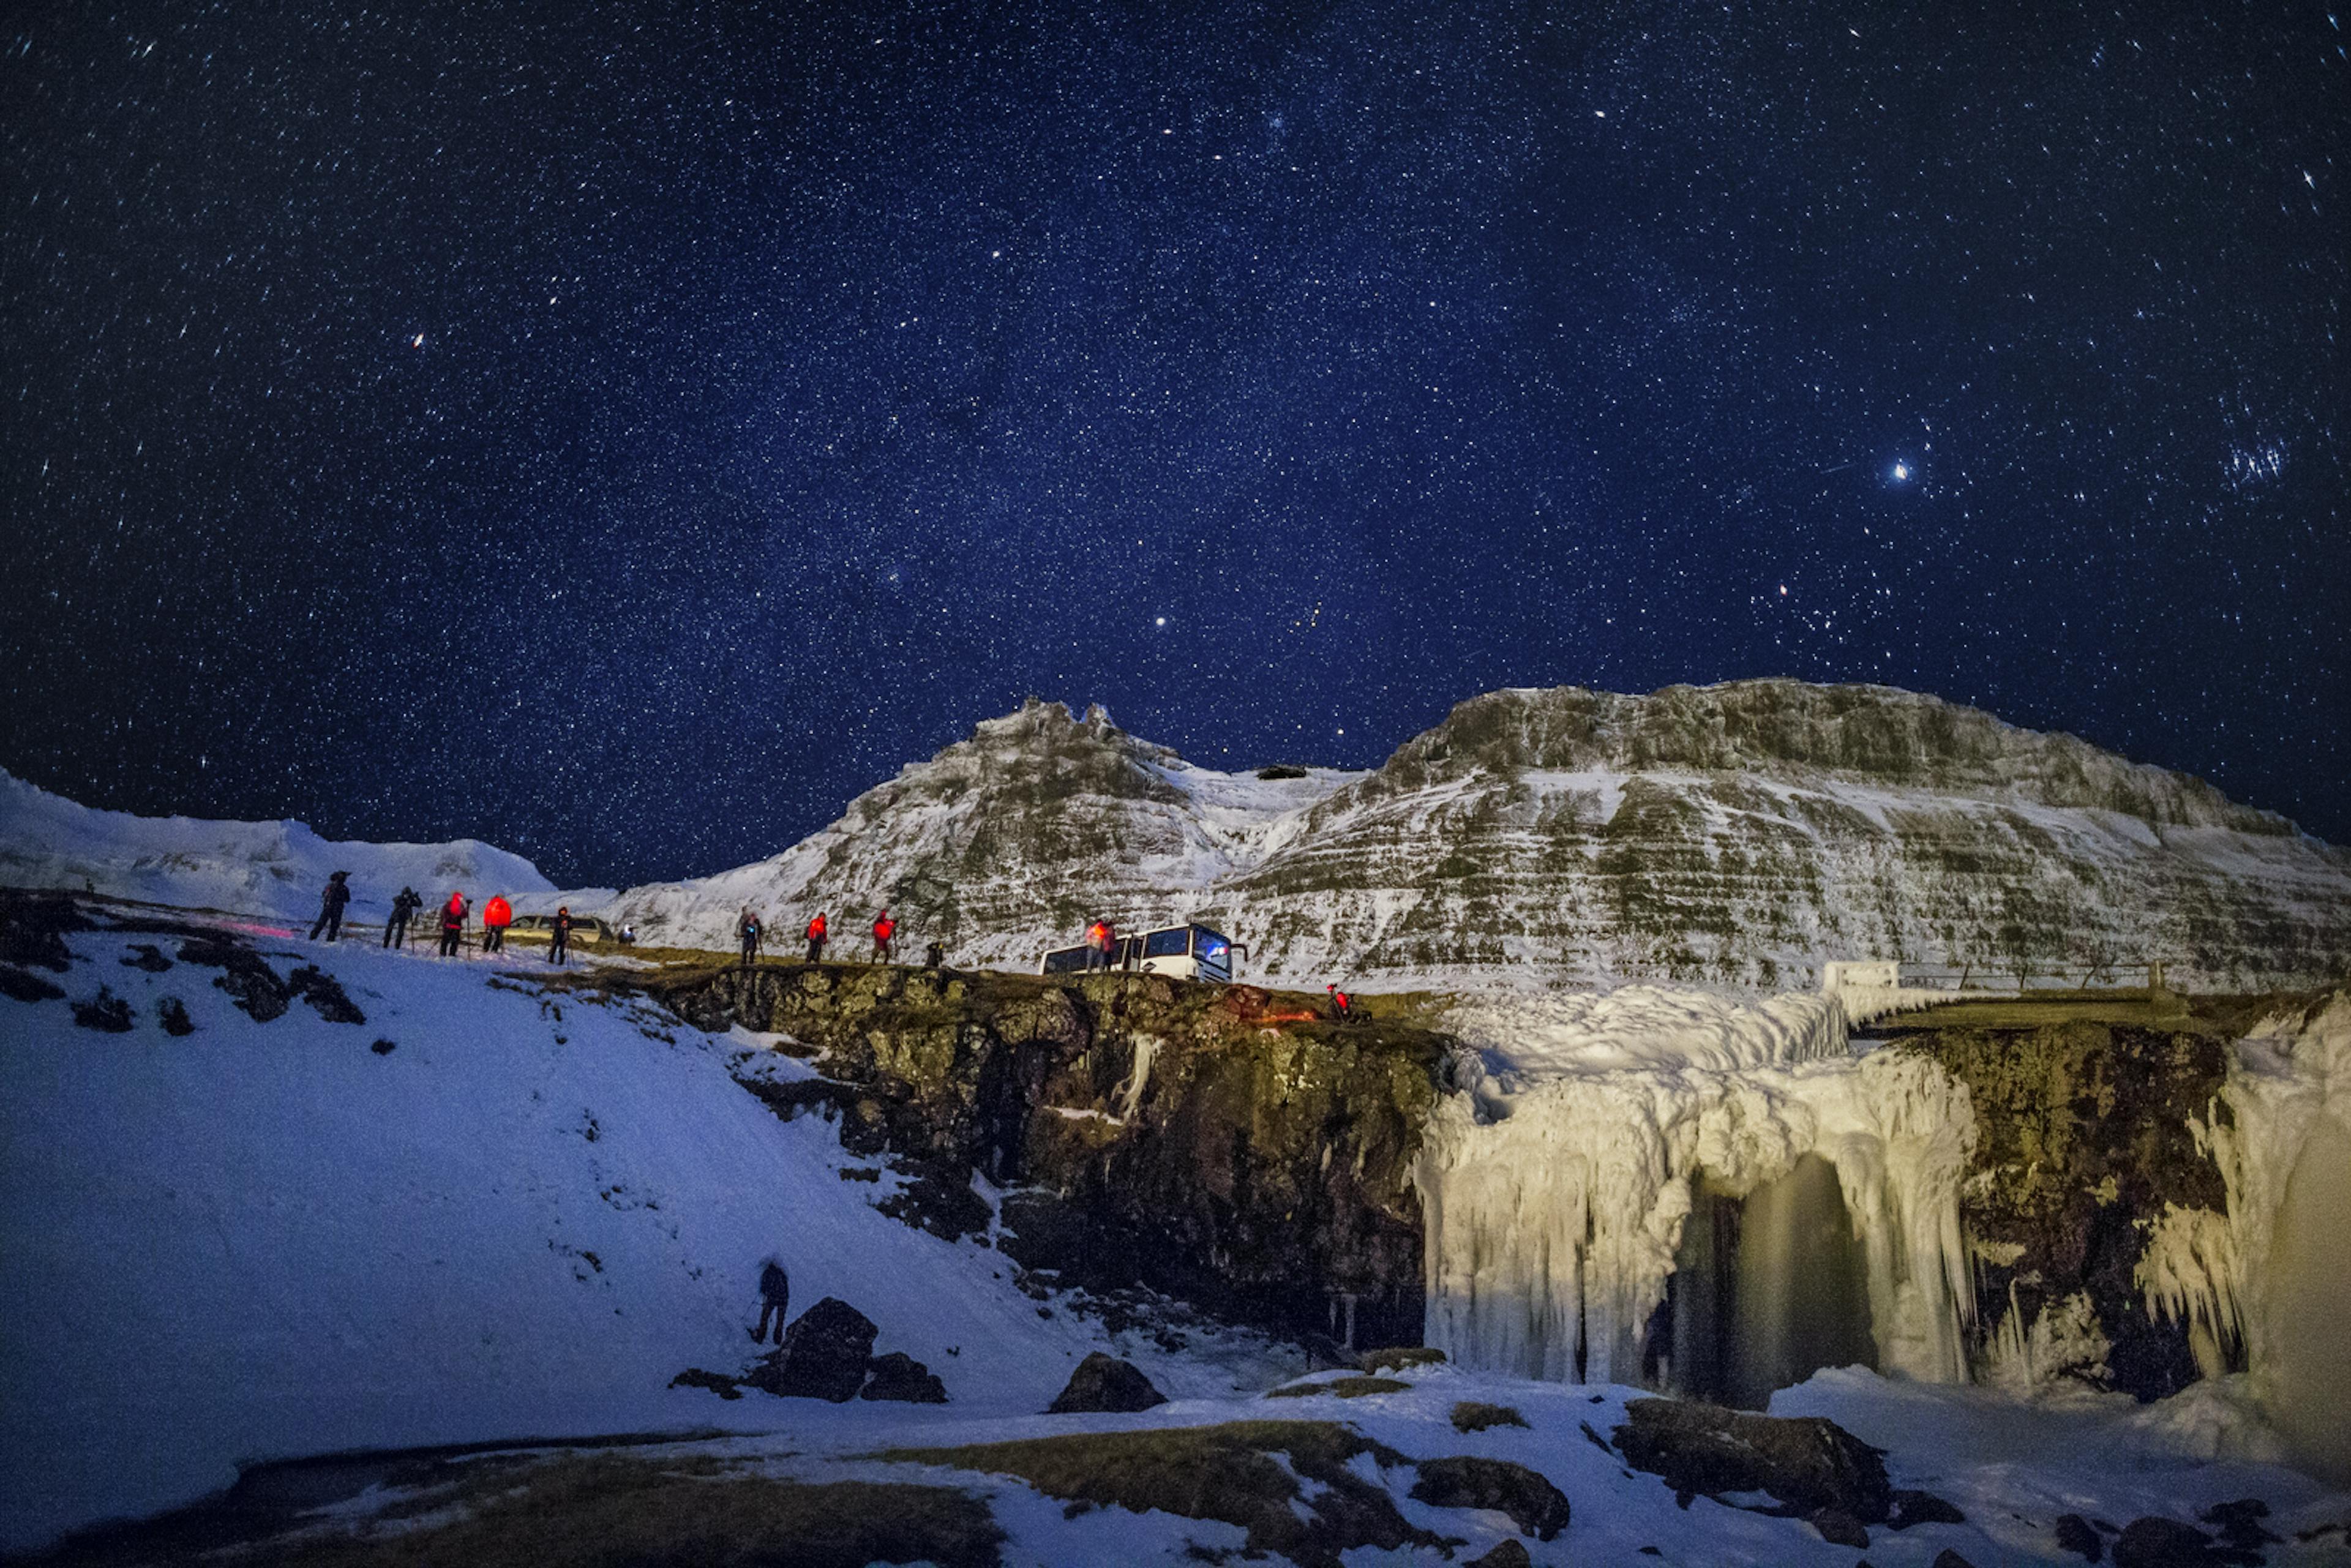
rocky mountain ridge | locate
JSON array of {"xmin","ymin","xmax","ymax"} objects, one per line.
[{"xmin": 597, "ymin": 681, "xmax": 2351, "ymax": 991}]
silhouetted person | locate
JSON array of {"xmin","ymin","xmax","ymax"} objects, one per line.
[
  {"xmin": 440, "ymin": 891, "xmax": 469, "ymax": 957},
  {"xmin": 549, "ymin": 906, "xmax": 574, "ymax": 966},
  {"xmin": 924, "ymin": 939, "xmax": 945, "ymax": 969},
  {"xmin": 310, "ymin": 871, "xmax": 351, "ymax": 942},
  {"xmin": 754, "ymin": 1258, "xmax": 792, "ymax": 1345},
  {"xmin": 738, "ymin": 906, "xmax": 762, "ymax": 968},
  {"xmin": 804, "ymin": 912, "xmax": 828, "ymax": 963},
  {"xmin": 384, "ymin": 887, "xmax": 421, "ymax": 949},
  {"xmin": 1326, "ymin": 982, "xmax": 1354, "ymax": 1022}
]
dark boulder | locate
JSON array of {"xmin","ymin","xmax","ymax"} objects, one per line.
[
  {"xmin": 70, "ymin": 987, "xmax": 135, "ymax": 1032},
  {"xmin": 180, "ymin": 942, "xmax": 291, "ymax": 1022},
  {"xmin": 1932, "ymin": 1551, "xmax": 1981, "ymax": 1568},
  {"xmin": 1045, "ymin": 1352, "xmax": 1167, "ymax": 1414},
  {"xmin": 863, "ymin": 1351, "xmax": 948, "ymax": 1404},
  {"xmin": 1809, "ymin": 1507, "xmax": 1869, "ymax": 1546},
  {"xmin": 2056, "ymin": 1514, "xmax": 2106, "ymax": 1562},
  {"xmin": 1465, "ymin": 1541, "xmax": 1532, "ymax": 1568},
  {"xmin": 744, "ymin": 1297, "xmax": 879, "ymax": 1401},
  {"xmin": 0, "ymin": 964, "xmax": 66, "ymax": 1003},
  {"xmin": 1613, "ymin": 1398, "xmax": 1892, "ymax": 1523},
  {"xmin": 121, "ymin": 943, "xmax": 173, "ymax": 972},
  {"xmin": 1408, "ymin": 1457, "xmax": 1570, "ymax": 1540},
  {"xmin": 287, "ymin": 966, "xmax": 366, "ymax": 1024},
  {"xmin": 2112, "ymin": 1517, "xmax": 2228, "ymax": 1568},
  {"xmin": 1891, "ymin": 1488, "xmax": 1968, "ymax": 1529},
  {"xmin": 2198, "ymin": 1499, "xmax": 2278, "ymax": 1552},
  {"xmin": 877, "ymin": 1161, "xmax": 993, "ymax": 1241},
  {"xmin": 157, "ymin": 997, "xmax": 196, "ymax": 1036}
]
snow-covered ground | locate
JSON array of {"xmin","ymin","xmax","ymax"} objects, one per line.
[
  {"xmin": 6, "ymin": 897, "xmax": 2348, "ymax": 1563},
  {"xmin": 0, "ymin": 769, "xmax": 553, "ymax": 928},
  {"xmin": 0, "ymin": 907, "xmax": 1289, "ymax": 1553}
]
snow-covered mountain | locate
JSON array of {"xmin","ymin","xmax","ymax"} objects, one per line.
[
  {"xmin": 590, "ymin": 683, "xmax": 2351, "ymax": 991},
  {"xmin": 0, "ymin": 769, "xmax": 554, "ymax": 926}
]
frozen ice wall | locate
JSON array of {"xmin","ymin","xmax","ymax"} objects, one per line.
[
  {"xmin": 2200, "ymin": 993, "xmax": 2351, "ymax": 1480},
  {"xmin": 1417, "ymin": 986, "xmax": 1978, "ymax": 1390}
]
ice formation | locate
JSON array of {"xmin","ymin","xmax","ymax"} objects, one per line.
[
  {"xmin": 1417, "ymin": 985, "xmax": 1978, "ymax": 1391},
  {"xmin": 2199, "ymin": 994, "xmax": 2351, "ymax": 1479}
]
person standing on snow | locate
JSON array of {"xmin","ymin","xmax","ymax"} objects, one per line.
[
  {"xmin": 871, "ymin": 909, "xmax": 896, "ymax": 964},
  {"xmin": 309, "ymin": 871, "xmax": 352, "ymax": 943},
  {"xmin": 439, "ymin": 891, "xmax": 470, "ymax": 957},
  {"xmin": 754, "ymin": 1257, "xmax": 792, "ymax": 1345},
  {"xmin": 549, "ymin": 906, "xmax": 574, "ymax": 966},
  {"xmin": 1086, "ymin": 917, "xmax": 1116, "ymax": 973},
  {"xmin": 384, "ymin": 887, "xmax": 421, "ymax": 949},
  {"xmin": 481, "ymin": 894, "xmax": 513, "ymax": 955},
  {"xmin": 804, "ymin": 912, "xmax": 828, "ymax": 964},
  {"xmin": 738, "ymin": 907, "xmax": 763, "ymax": 968}
]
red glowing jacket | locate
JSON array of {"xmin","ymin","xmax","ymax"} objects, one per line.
[
  {"xmin": 806, "ymin": 914, "xmax": 828, "ymax": 941},
  {"xmin": 442, "ymin": 893, "xmax": 468, "ymax": 929},
  {"xmin": 873, "ymin": 914, "xmax": 896, "ymax": 942},
  {"xmin": 483, "ymin": 896, "xmax": 512, "ymax": 929}
]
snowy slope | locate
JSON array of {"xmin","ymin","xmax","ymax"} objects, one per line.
[
  {"xmin": 0, "ymin": 769, "xmax": 553, "ymax": 926},
  {"xmin": 0, "ymin": 908, "xmax": 1277, "ymax": 1553},
  {"xmin": 572, "ymin": 683, "xmax": 2351, "ymax": 992}
]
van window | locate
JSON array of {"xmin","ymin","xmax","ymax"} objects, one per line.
[{"xmin": 1143, "ymin": 928, "xmax": 1190, "ymax": 959}]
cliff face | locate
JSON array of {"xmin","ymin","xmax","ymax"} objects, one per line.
[
  {"xmin": 596, "ymin": 681, "xmax": 2351, "ymax": 992},
  {"xmin": 651, "ymin": 962, "xmax": 1444, "ymax": 1348}
]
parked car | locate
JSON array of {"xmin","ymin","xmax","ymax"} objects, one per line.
[{"xmin": 504, "ymin": 914, "xmax": 613, "ymax": 947}]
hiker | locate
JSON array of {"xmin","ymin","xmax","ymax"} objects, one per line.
[
  {"xmin": 1326, "ymin": 982, "xmax": 1354, "ymax": 1022},
  {"xmin": 482, "ymin": 894, "xmax": 512, "ymax": 954},
  {"xmin": 871, "ymin": 909, "xmax": 896, "ymax": 964},
  {"xmin": 309, "ymin": 871, "xmax": 352, "ymax": 943},
  {"xmin": 924, "ymin": 939, "xmax": 945, "ymax": 969},
  {"xmin": 384, "ymin": 887, "xmax": 421, "ymax": 949},
  {"xmin": 549, "ymin": 906, "xmax": 574, "ymax": 966},
  {"xmin": 618, "ymin": 924, "xmax": 637, "ymax": 945},
  {"xmin": 754, "ymin": 1257, "xmax": 792, "ymax": 1346},
  {"xmin": 1086, "ymin": 917, "xmax": 1116, "ymax": 973},
  {"xmin": 439, "ymin": 891, "xmax": 469, "ymax": 957},
  {"xmin": 804, "ymin": 912, "xmax": 828, "ymax": 963},
  {"xmin": 738, "ymin": 906, "xmax": 763, "ymax": 968}
]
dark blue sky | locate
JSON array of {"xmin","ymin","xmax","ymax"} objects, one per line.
[{"xmin": 4, "ymin": 2, "xmax": 2344, "ymax": 885}]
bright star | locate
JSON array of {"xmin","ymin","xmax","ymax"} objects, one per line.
[
  {"xmin": 1892, "ymin": 462, "xmax": 1910, "ymax": 481},
  {"xmin": 1154, "ymin": 616, "xmax": 1167, "ymax": 628}
]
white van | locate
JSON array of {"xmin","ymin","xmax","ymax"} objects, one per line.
[{"xmin": 1039, "ymin": 923, "xmax": 1242, "ymax": 983}]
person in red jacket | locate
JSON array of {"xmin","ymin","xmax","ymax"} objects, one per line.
[
  {"xmin": 1086, "ymin": 917, "xmax": 1116, "ymax": 973},
  {"xmin": 1326, "ymin": 981, "xmax": 1354, "ymax": 1022},
  {"xmin": 871, "ymin": 909, "xmax": 896, "ymax": 964},
  {"xmin": 439, "ymin": 891, "xmax": 469, "ymax": 958},
  {"xmin": 482, "ymin": 894, "xmax": 513, "ymax": 955},
  {"xmin": 804, "ymin": 912, "xmax": 828, "ymax": 964}
]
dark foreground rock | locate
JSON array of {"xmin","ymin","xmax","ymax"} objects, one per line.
[
  {"xmin": 863, "ymin": 1351, "xmax": 948, "ymax": 1403},
  {"xmin": 745, "ymin": 1297, "xmax": 879, "ymax": 1402},
  {"xmin": 2112, "ymin": 1515, "xmax": 2245, "ymax": 1568},
  {"xmin": 1613, "ymin": 1398, "xmax": 1892, "ymax": 1523},
  {"xmin": 1408, "ymin": 1457, "xmax": 1570, "ymax": 1540},
  {"xmin": 2055, "ymin": 1513, "xmax": 2107, "ymax": 1561},
  {"xmin": 1466, "ymin": 1541, "xmax": 1532, "ymax": 1568},
  {"xmin": 1045, "ymin": 1352, "xmax": 1166, "ymax": 1414}
]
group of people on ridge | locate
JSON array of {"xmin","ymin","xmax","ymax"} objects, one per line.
[
  {"xmin": 315, "ymin": 874, "xmax": 579, "ymax": 963},
  {"xmin": 734, "ymin": 905, "xmax": 939, "ymax": 970}
]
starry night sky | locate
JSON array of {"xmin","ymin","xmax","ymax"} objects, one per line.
[{"xmin": 3, "ymin": 4, "xmax": 2344, "ymax": 886}]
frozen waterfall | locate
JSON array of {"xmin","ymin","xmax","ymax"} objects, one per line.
[{"xmin": 1417, "ymin": 985, "xmax": 1978, "ymax": 1395}]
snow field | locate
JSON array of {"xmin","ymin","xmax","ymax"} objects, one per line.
[{"xmin": 0, "ymin": 925, "xmax": 1277, "ymax": 1553}]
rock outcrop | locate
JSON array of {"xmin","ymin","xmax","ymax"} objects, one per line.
[
  {"xmin": 1611, "ymin": 1398, "xmax": 1893, "ymax": 1524},
  {"xmin": 659, "ymin": 962, "xmax": 1445, "ymax": 1346}
]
